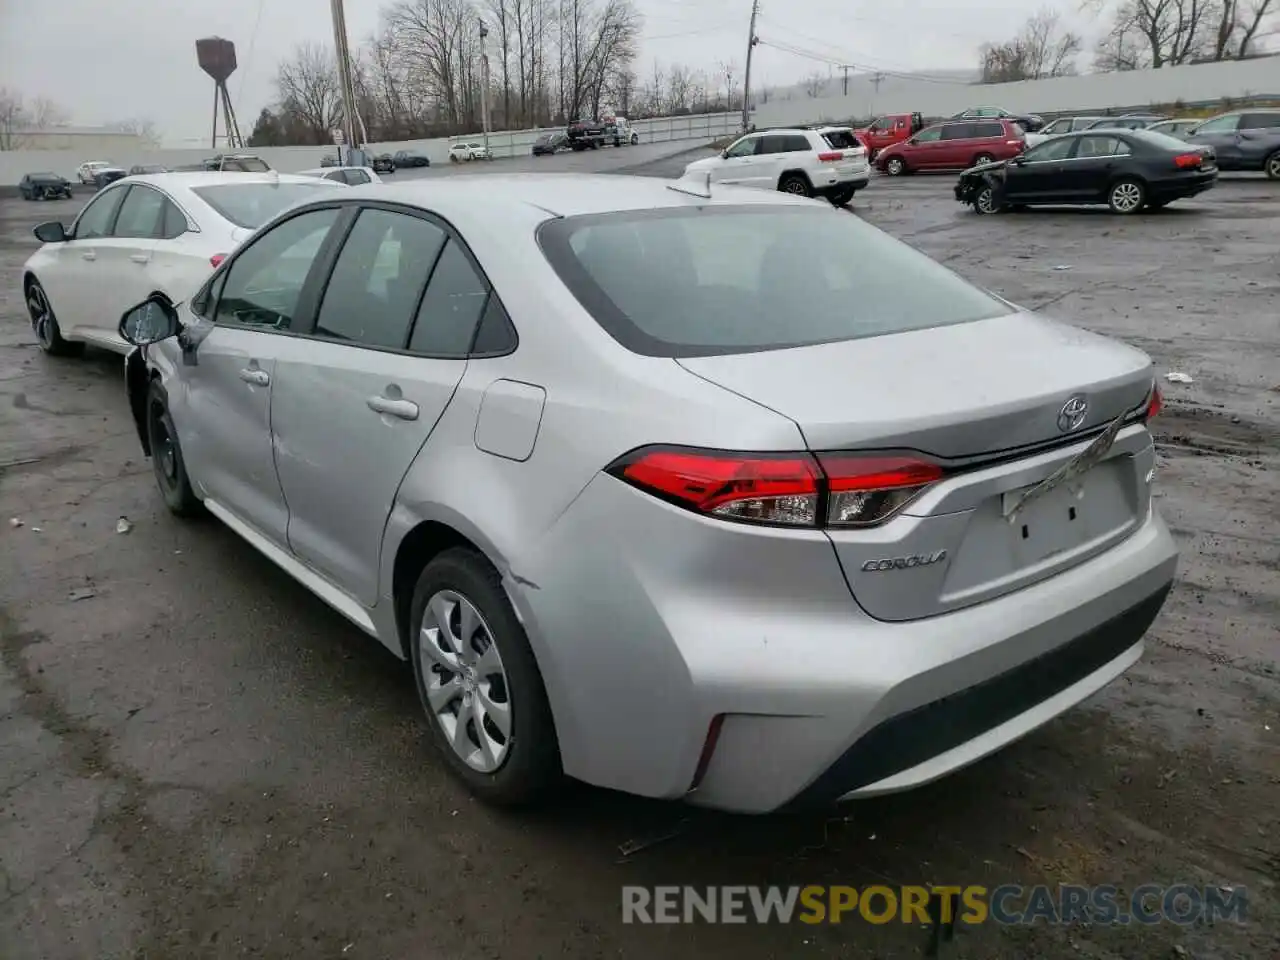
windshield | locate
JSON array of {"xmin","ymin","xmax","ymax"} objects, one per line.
[
  {"xmin": 191, "ymin": 182, "xmax": 342, "ymax": 229},
  {"xmin": 539, "ymin": 206, "xmax": 1010, "ymax": 357}
]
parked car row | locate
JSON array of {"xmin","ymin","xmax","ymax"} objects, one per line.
[{"xmin": 20, "ymin": 166, "xmax": 1178, "ymax": 816}]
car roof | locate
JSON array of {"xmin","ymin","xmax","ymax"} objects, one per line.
[
  {"xmin": 120, "ymin": 171, "xmax": 335, "ymax": 189},
  {"xmin": 337, "ymin": 173, "xmax": 819, "ymax": 221},
  {"xmin": 297, "ymin": 166, "xmax": 371, "ymax": 174}
]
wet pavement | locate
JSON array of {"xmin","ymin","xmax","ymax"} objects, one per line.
[{"xmin": 1, "ymin": 148, "xmax": 1277, "ymax": 959}]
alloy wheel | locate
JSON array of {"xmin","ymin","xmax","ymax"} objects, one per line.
[
  {"xmin": 783, "ymin": 178, "xmax": 808, "ymax": 195},
  {"xmin": 26, "ymin": 284, "xmax": 53, "ymax": 347},
  {"xmin": 1110, "ymin": 182, "xmax": 1142, "ymax": 213},
  {"xmin": 887, "ymin": 158, "xmax": 904, "ymax": 175},
  {"xmin": 419, "ymin": 590, "xmax": 512, "ymax": 773},
  {"xmin": 1267, "ymin": 154, "xmax": 1280, "ymax": 180},
  {"xmin": 976, "ymin": 186, "xmax": 999, "ymax": 214},
  {"xmin": 149, "ymin": 401, "xmax": 179, "ymax": 489}
]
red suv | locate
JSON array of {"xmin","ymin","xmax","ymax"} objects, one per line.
[{"xmin": 876, "ymin": 118, "xmax": 1026, "ymax": 176}]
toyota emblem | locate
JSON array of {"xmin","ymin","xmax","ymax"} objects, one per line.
[{"xmin": 1058, "ymin": 395, "xmax": 1089, "ymax": 432}]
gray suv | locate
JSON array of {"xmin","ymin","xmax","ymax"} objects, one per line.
[{"xmin": 1185, "ymin": 109, "xmax": 1280, "ymax": 179}]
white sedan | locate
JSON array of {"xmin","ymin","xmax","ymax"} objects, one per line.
[
  {"xmin": 22, "ymin": 171, "xmax": 344, "ymax": 356},
  {"xmin": 296, "ymin": 165, "xmax": 384, "ymax": 185}
]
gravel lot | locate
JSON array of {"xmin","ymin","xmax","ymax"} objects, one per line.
[{"xmin": 1, "ymin": 146, "xmax": 1277, "ymax": 960}]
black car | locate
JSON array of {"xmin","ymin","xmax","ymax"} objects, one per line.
[
  {"xmin": 371, "ymin": 153, "xmax": 396, "ymax": 173},
  {"xmin": 93, "ymin": 167, "xmax": 128, "ymax": 188},
  {"xmin": 18, "ymin": 172, "xmax": 73, "ymax": 200},
  {"xmin": 955, "ymin": 128, "xmax": 1217, "ymax": 215},
  {"xmin": 393, "ymin": 150, "xmax": 430, "ymax": 168},
  {"xmin": 950, "ymin": 106, "xmax": 1044, "ymax": 133},
  {"xmin": 532, "ymin": 132, "xmax": 568, "ymax": 156}
]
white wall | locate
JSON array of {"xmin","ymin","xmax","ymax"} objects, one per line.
[
  {"xmin": 0, "ymin": 112, "xmax": 743, "ymax": 185},
  {"xmin": 755, "ymin": 55, "xmax": 1280, "ymax": 126}
]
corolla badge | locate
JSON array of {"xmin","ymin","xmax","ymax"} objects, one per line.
[
  {"xmin": 1058, "ymin": 394, "xmax": 1089, "ymax": 433},
  {"xmin": 861, "ymin": 550, "xmax": 947, "ymax": 572}
]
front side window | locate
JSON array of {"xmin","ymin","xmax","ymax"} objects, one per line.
[
  {"xmin": 870, "ymin": 117, "xmax": 893, "ymax": 131},
  {"xmin": 912, "ymin": 126, "xmax": 943, "ymax": 143},
  {"xmin": 1194, "ymin": 114, "xmax": 1240, "ymax": 134},
  {"xmin": 1041, "ymin": 119, "xmax": 1070, "ymax": 134},
  {"xmin": 313, "ymin": 208, "xmax": 446, "ymax": 349},
  {"xmin": 213, "ymin": 208, "xmax": 339, "ymax": 331},
  {"xmin": 723, "ymin": 136, "xmax": 758, "ymax": 159},
  {"xmin": 1025, "ymin": 137, "xmax": 1076, "ymax": 162},
  {"xmin": 73, "ymin": 187, "xmax": 127, "ymax": 239},
  {"xmin": 540, "ymin": 206, "xmax": 1009, "ymax": 358},
  {"xmin": 113, "ymin": 185, "xmax": 167, "ymax": 239}
]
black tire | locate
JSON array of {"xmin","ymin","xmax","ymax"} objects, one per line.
[
  {"xmin": 25, "ymin": 277, "xmax": 82, "ymax": 357},
  {"xmin": 1108, "ymin": 178, "xmax": 1145, "ymax": 215},
  {"xmin": 1264, "ymin": 150, "xmax": 1280, "ymax": 181},
  {"xmin": 973, "ymin": 153, "xmax": 995, "ymax": 166},
  {"xmin": 827, "ymin": 186, "xmax": 856, "ymax": 207},
  {"xmin": 146, "ymin": 381, "xmax": 202, "ymax": 516},
  {"xmin": 885, "ymin": 156, "xmax": 907, "ymax": 176},
  {"xmin": 778, "ymin": 173, "xmax": 812, "ymax": 197},
  {"xmin": 972, "ymin": 184, "xmax": 1003, "ymax": 215},
  {"xmin": 409, "ymin": 548, "xmax": 562, "ymax": 806}
]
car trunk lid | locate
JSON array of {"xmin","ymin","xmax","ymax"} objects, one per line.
[{"xmin": 677, "ymin": 311, "xmax": 1158, "ymax": 620}]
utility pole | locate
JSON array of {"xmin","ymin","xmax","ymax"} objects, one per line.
[
  {"xmin": 329, "ymin": 0, "xmax": 362, "ymax": 156},
  {"xmin": 741, "ymin": 0, "xmax": 760, "ymax": 131},
  {"xmin": 478, "ymin": 18, "xmax": 492, "ymax": 153},
  {"xmin": 842, "ymin": 65, "xmax": 849, "ymax": 96}
]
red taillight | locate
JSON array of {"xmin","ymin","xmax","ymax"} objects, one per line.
[
  {"xmin": 818, "ymin": 454, "xmax": 945, "ymax": 526},
  {"xmin": 608, "ymin": 447, "xmax": 944, "ymax": 527},
  {"xmin": 1173, "ymin": 153, "xmax": 1201, "ymax": 169},
  {"xmin": 1145, "ymin": 383, "xmax": 1163, "ymax": 420},
  {"xmin": 210, "ymin": 253, "xmax": 228, "ymax": 268},
  {"xmin": 817, "ymin": 151, "xmax": 843, "ymax": 162}
]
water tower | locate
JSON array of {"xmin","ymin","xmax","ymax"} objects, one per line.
[{"xmin": 196, "ymin": 37, "xmax": 244, "ymax": 149}]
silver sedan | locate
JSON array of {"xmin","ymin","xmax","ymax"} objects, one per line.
[{"xmin": 116, "ymin": 173, "xmax": 1178, "ymax": 813}]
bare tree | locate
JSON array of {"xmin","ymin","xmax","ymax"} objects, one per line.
[
  {"xmin": 108, "ymin": 118, "xmax": 161, "ymax": 145},
  {"xmin": 31, "ymin": 97, "xmax": 69, "ymax": 128},
  {"xmin": 1210, "ymin": 0, "xmax": 1276, "ymax": 58},
  {"xmin": 1086, "ymin": 0, "xmax": 1214, "ymax": 69},
  {"xmin": 666, "ymin": 63, "xmax": 692, "ymax": 113},
  {"xmin": 980, "ymin": 7, "xmax": 1082, "ymax": 82},
  {"xmin": 718, "ymin": 58, "xmax": 738, "ymax": 110},
  {"xmin": 0, "ymin": 88, "xmax": 29, "ymax": 150},
  {"xmin": 803, "ymin": 71, "xmax": 825, "ymax": 98},
  {"xmin": 275, "ymin": 42, "xmax": 344, "ymax": 142}
]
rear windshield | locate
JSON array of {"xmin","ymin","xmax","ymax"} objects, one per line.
[
  {"xmin": 1133, "ymin": 129, "xmax": 1199, "ymax": 152},
  {"xmin": 538, "ymin": 206, "xmax": 1010, "ymax": 357},
  {"xmin": 191, "ymin": 182, "xmax": 341, "ymax": 229},
  {"xmin": 821, "ymin": 129, "xmax": 861, "ymax": 149}
]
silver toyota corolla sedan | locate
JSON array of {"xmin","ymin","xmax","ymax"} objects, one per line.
[{"xmin": 115, "ymin": 173, "xmax": 1178, "ymax": 814}]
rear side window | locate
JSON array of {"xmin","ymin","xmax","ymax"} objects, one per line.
[
  {"xmin": 941, "ymin": 123, "xmax": 973, "ymax": 140},
  {"xmin": 160, "ymin": 199, "xmax": 188, "ymax": 239},
  {"xmin": 539, "ymin": 207, "xmax": 1009, "ymax": 358},
  {"xmin": 821, "ymin": 130, "xmax": 860, "ymax": 149},
  {"xmin": 112, "ymin": 185, "xmax": 166, "ymax": 238},
  {"xmin": 1076, "ymin": 136, "xmax": 1128, "ymax": 158},
  {"xmin": 314, "ymin": 209, "xmax": 447, "ymax": 349},
  {"xmin": 408, "ymin": 239, "xmax": 491, "ymax": 357},
  {"xmin": 1241, "ymin": 113, "xmax": 1280, "ymax": 129},
  {"xmin": 973, "ymin": 122, "xmax": 1004, "ymax": 138}
]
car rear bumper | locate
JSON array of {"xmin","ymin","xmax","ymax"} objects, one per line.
[
  {"xmin": 1149, "ymin": 171, "xmax": 1218, "ymax": 198},
  {"xmin": 509, "ymin": 474, "xmax": 1178, "ymax": 813}
]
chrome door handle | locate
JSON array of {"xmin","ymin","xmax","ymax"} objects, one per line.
[
  {"xmin": 238, "ymin": 368, "xmax": 270, "ymax": 386},
  {"xmin": 366, "ymin": 396, "xmax": 419, "ymax": 420},
  {"xmin": 81, "ymin": 251, "xmax": 96, "ymax": 261},
  {"xmin": 130, "ymin": 253, "xmax": 149, "ymax": 264}
]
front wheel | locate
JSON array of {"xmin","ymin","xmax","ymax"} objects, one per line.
[
  {"xmin": 885, "ymin": 157, "xmax": 906, "ymax": 176},
  {"xmin": 973, "ymin": 153, "xmax": 995, "ymax": 166},
  {"xmin": 973, "ymin": 184, "xmax": 1003, "ymax": 215},
  {"xmin": 1264, "ymin": 150, "xmax": 1280, "ymax": 181},
  {"xmin": 410, "ymin": 548, "xmax": 562, "ymax": 806},
  {"xmin": 1108, "ymin": 178, "xmax": 1145, "ymax": 215},
  {"xmin": 25, "ymin": 278, "xmax": 81, "ymax": 357},
  {"xmin": 146, "ymin": 381, "xmax": 202, "ymax": 516},
  {"xmin": 827, "ymin": 186, "xmax": 856, "ymax": 207}
]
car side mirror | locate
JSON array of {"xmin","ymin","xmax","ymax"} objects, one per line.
[
  {"xmin": 119, "ymin": 295, "xmax": 180, "ymax": 346},
  {"xmin": 33, "ymin": 221, "xmax": 68, "ymax": 244},
  {"xmin": 1011, "ymin": 155, "xmax": 1027, "ymax": 165}
]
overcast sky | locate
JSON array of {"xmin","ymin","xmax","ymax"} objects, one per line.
[{"xmin": 0, "ymin": 0, "xmax": 1101, "ymax": 142}]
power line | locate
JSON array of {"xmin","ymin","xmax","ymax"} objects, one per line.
[
  {"xmin": 236, "ymin": 0, "xmax": 267, "ymax": 114},
  {"xmin": 756, "ymin": 36, "xmax": 973, "ymax": 84},
  {"xmin": 757, "ymin": 16, "xmax": 974, "ymax": 80}
]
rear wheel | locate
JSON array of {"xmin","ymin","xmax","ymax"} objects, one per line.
[
  {"xmin": 885, "ymin": 157, "xmax": 906, "ymax": 176},
  {"xmin": 827, "ymin": 186, "xmax": 856, "ymax": 207},
  {"xmin": 973, "ymin": 152, "xmax": 995, "ymax": 166},
  {"xmin": 409, "ymin": 548, "xmax": 562, "ymax": 806},
  {"xmin": 778, "ymin": 174, "xmax": 812, "ymax": 197},
  {"xmin": 25, "ymin": 278, "xmax": 81, "ymax": 357},
  {"xmin": 1108, "ymin": 178, "xmax": 1145, "ymax": 214},
  {"xmin": 1265, "ymin": 150, "xmax": 1280, "ymax": 181}
]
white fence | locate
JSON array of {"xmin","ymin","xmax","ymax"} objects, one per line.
[
  {"xmin": 0, "ymin": 113, "xmax": 743, "ymax": 186},
  {"xmin": 755, "ymin": 55, "xmax": 1280, "ymax": 127}
]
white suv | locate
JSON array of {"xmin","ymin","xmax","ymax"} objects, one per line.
[
  {"xmin": 449, "ymin": 142, "xmax": 494, "ymax": 162},
  {"xmin": 683, "ymin": 127, "xmax": 870, "ymax": 205}
]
